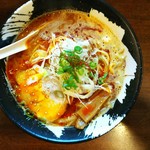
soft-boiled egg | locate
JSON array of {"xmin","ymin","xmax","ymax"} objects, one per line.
[{"xmin": 15, "ymin": 65, "xmax": 67, "ymax": 122}]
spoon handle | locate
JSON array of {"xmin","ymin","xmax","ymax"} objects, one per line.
[{"xmin": 0, "ymin": 31, "xmax": 38, "ymax": 59}]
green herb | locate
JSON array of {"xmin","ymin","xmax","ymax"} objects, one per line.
[
  {"xmin": 77, "ymin": 67, "xmax": 85, "ymax": 76},
  {"xmin": 74, "ymin": 46, "xmax": 83, "ymax": 54},
  {"xmin": 63, "ymin": 75, "xmax": 78, "ymax": 90},
  {"xmin": 59, "ymin": 58, "xmax": 70, "ymax": 67},
  {"xmin": 57, "ymin": 67, "xmax": 64, "ymax": 74},
  {"xmin": 64, "ymin": 50, "xmax": 74, "ymax": 56},
  {"xmin": 57, "ymin": 46, "xmax": 85, "ymax": 90},
  {"xmin": 89, "ymin": 61, "xmax": 97, "ymax": 69},
  {"xmin": 89, "ymin": 72, "xmax": 95, "ymax": 78},
  {"xmin": 68, "ymin": 54, "xmax": 80, "ymax": 67},
  {"xmin": 98, "ymin": 73, "xmax": 108, "ymax": 85}
]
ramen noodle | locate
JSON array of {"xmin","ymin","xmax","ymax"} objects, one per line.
[{"xmin": 6, "ymin": 9, "xmax": 127, "ymax": 129}]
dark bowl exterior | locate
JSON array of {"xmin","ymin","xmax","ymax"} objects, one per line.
[{"xmin": 0, "ymin": 0, "xmax": 142, "ymax": 143}]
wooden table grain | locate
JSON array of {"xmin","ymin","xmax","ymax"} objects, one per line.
[{"xmin": 0, "ymin": 0, "xmax": 149, "ymax": 150}]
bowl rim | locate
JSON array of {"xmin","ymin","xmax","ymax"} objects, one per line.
[{"xmin": 0, "ymin": 0, "xmax": 143, "ymax": 143}]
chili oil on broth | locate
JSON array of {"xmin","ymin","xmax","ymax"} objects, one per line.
[{"xmin": 6, "ymin": 9, "xmax": 126, "ymax": 129}]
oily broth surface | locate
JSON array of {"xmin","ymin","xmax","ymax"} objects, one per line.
[
  {"xmin": 18, "ymin": 10, "xmax": 103, "ymax": 41},
  {"xmin": 6, "ymin": 10, "xmax": 125, "ymax": 128}
]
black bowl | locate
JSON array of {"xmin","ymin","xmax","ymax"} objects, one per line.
[{"xmin": 0, "ymin": 0, "xmax": 142, "ymax": 143}]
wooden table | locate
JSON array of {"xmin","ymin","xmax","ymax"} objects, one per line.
[{"xmin": 0, "ymin": 0, "xmax": 149, "ymax": 149}]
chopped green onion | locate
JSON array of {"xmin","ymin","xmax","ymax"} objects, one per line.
[
  {"xmin": 98, "ymin": 73, "xmax": 108, "ymax": 85},
  {"xmin": 89, "ymin": 72, "xmax": 94, "ymax": 78},
  {"xmin": 57, "ymin": 67, "xmax": 64, "ymax": 74},
  {"xmin": 68, "ymin": 54, "xmax": 80, "ymax": 63},
  {"xmin": 89, "ymin": 61, "xmax": 97, "ymax": 69},
  {"xmin": 74, "ymin": 46, "xmax": 83, "ymax": 54},
  {"xmin": 98, "ymin": 78, "xmax": 103, "ymax": 85},
  {"xmin": 64, "ymin": 66, "xmax": 74, "ymax": 74},
  {"xmin": 62, "ymin": 81, "xmax": 70, "ymax": 90},
  {"xmin": 59, "ymin": 58, "xmax": 70, "ymax": 67},
  {"xmin": 57, "ymin": 46, "xmax": 85, "ymax": 90},
  {"xmin": 77, "ymin": 67, "xmax": 84, "ymax": 75},
  {"xmin": 103, "ymin": 72, "xmax": 108, "ymax": 78},
  {"xmin": 63, "ymin": 75, "xmax": 78, "ymax": 90},
  {"xmin": 64, "ymin": 50, "xmax": 74, "ymax": 56},
  {"xmin": 60, "ymin": 52, "xmax": 65, "ymax": 58}
]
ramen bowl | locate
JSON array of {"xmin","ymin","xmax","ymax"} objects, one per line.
[{"xmin": 0, "ymin": 0, "xmax": 142, "ymax": 143}]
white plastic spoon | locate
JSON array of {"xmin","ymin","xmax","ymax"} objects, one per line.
[{"xmin": 0, "ymin": 30, "xmax": 38, "ymax": 59}]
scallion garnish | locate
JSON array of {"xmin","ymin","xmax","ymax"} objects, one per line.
[
  {"xmin": 74, "ymin": 46, "xmax": 83, "ymax": 54},
  {"xmin": 59, "ymin": 58, "xmax": 70, "ymax": 67},
  {"xmin": 57, "ymin": 67, "xmax": 64, "ymax": 74},
  {"xmin": 77, "ymin": 67, "xmax": 85, "ymax": 76},
  {"xmin": 63, "ymin": 75, "xmax": 78, "ymax": 90},
  {"xmin": 89, "ymin": 61, "xmax": 97, "ymax": 69},
  {"xmin": 98, "ymin": 73, "xmax": 108, "ymax": 85},
  {"xmin": 89, "ymin": 72, "xmax": 95, "ymax": 78},
  {"xmin": 57, "ymin": 46, "xmax": 84, "ymax": 90}
]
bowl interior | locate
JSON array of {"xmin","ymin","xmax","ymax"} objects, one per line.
[{"xmin": 0, "ymin": 0, "xmax": 142, "ymax": 143}]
